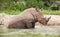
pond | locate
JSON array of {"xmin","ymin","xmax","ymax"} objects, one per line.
[{"xmin": 0, "ymin": 25, "xmax": 60, "ymax": 37}]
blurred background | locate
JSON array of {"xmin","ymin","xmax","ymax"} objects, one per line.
[{"xmin": 0, "ymin": 0, "xmax": 60, "ymax": 15}]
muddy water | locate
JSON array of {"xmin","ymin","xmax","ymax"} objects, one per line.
[{"xmin": 0, "ymin": 25, "xmax": 60, "ymax": 35}]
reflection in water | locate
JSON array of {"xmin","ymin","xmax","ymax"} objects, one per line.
[{"xmin": 0, "ymin": 25, "xmax": 60, "ymax": 35}]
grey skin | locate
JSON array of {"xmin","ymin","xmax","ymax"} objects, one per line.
[{"xmin": 5, "ymin": 8, "xmax": 51, "ymax": 29}]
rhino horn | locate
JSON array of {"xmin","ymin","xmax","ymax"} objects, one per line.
[{"xmin": 46, "ymin": 16, "xmax": 51, "ymax": 22}]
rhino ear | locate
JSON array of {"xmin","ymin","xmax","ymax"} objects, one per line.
[{"xmin": 46, "ymin": 16, "xmax": 51, "ymax": 22}]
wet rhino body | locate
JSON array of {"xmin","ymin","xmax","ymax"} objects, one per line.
[{"xmin": 3, "ymin": 8, "xmax": 51, "ymax": 29}]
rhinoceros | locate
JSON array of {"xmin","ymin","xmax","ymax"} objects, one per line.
[
  {"xmin": 0, "ymin": 13, "xmax": 6, "ymax": 25},
  {"xmin": 4, "ymin": 8, "xmax": 51, "ymax": 29}
]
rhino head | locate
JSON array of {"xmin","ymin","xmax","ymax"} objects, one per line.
[
  {"xmin": 39, "ymin": 16, "xmax": 51, "ymax": 25},
  {"xmin": 35, "ymin": 8, "xmax": 51, "ymax": 25}
]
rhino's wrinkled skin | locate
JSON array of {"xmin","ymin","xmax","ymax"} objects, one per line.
[{"xmin": 0, "ymin": 8, "xmax": 51, "ymax": 29}]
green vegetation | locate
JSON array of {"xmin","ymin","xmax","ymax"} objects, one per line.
[
  {"xmin": 42, "ymin": 10, "xmax": 60, "ymax": 15},
  {"xmin": 0, "ymin": 10, "xmax": 21, "ymax": 15},
  {"xmin": 0, "ymin": 10, "xmax": 60, "ymax": 15},
  {"xmin": 0, "ymin": 33, "xmax": 60, "ymax": 37},
  {"xmin": 0, "ymin": 0, "xmax": 60, "ymax": 11},
  {"xmin": 0, "ymin": 0, "xmax": 60, "ymax": 15}
]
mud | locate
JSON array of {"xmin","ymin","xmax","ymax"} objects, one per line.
[{"xmin": 0, "ymin": 25, "xmax": 60, "ymax": 35}]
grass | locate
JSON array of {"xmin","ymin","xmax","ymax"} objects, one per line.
[
  {"xmin": 0, "ymin": 33, "xmax": 60, "ymax": 37},
  {"xmin": 0, "ymin": 10, "xmax": 21, "ymax": 15},
  {"xmin": 0, "ymin": 30, "xmax": 60, "ymax": 37},
  {"xmin": 42, "ymin": 10, "xmax": 60, "ymax": 15},
  {"xmin": 0, "ymin": 10, "xmax": 60, "ymax": 15}
]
